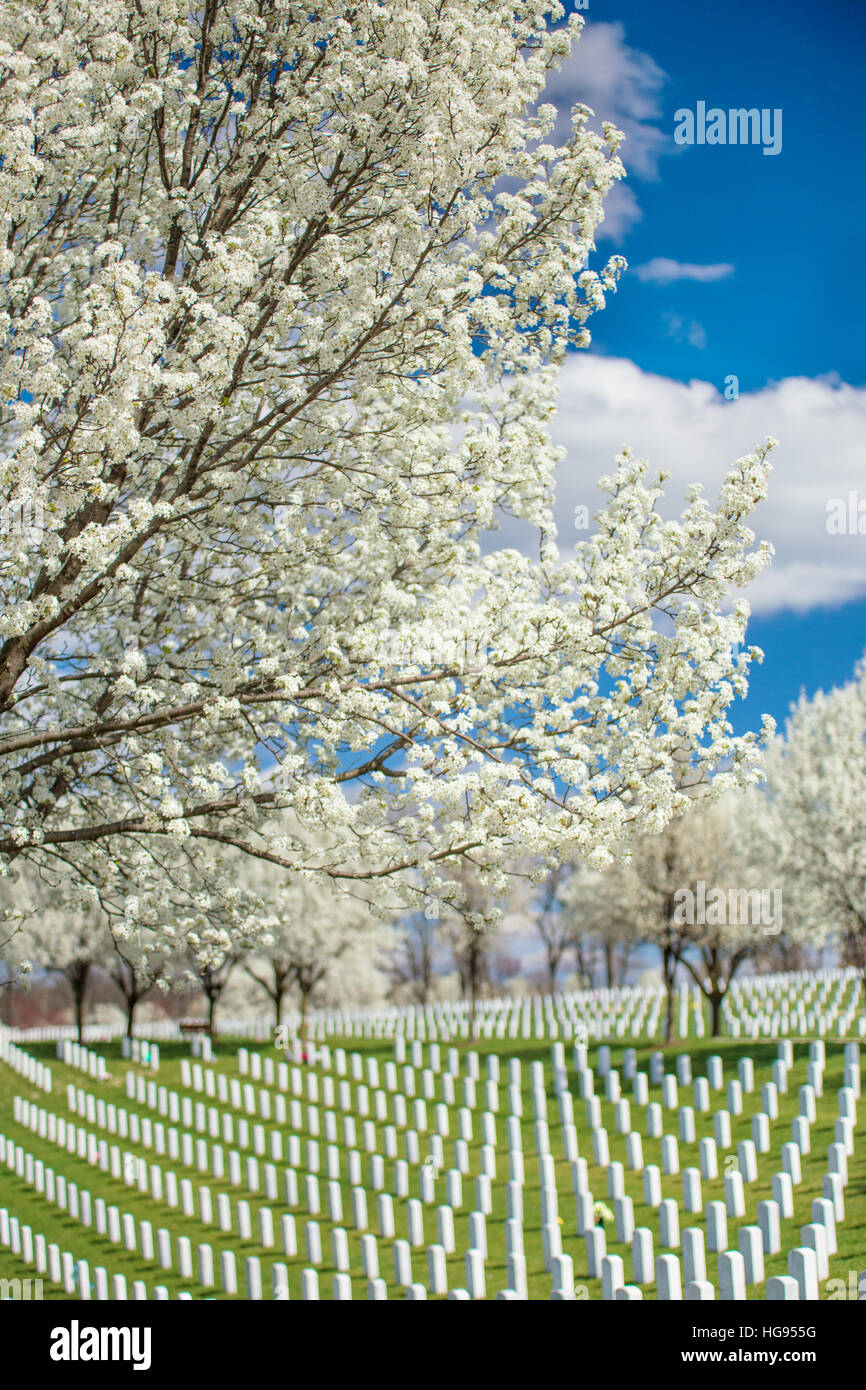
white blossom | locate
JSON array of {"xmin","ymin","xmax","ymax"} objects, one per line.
[{"xmin": 0, "ymin": 1, "xmax": 774, "ymax": 961}]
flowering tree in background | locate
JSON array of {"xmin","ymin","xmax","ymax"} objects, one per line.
[
  {"xmin": 532, "ymin": 864, "xmax": 579, "ymax": 993},
  {"xmin": 12, "ymin": 893, "xmax": 114, "ymax": 1039},
  {"xmin": 559, "ymin": 861, "xmax": 641, "ymax": 990},
  {"xmin": 243, "ymin": 874, "xmax": 389, "ymax": 1035},
  {"xmin": 107, "ymin": 937, "xmax": 169, "ymax": 1039},
  {"xmin": 0, "ymin": 908, "xmax": 32, "ymax": 996},
  {"xmin": 753, "ymin": 658, "xmax": 866, "ymax": 980},
  {"xmin": 436, "ymin": 860, "xmax": 528, "ymax": 1027},
  {"xmin": 191, "ymin": 953, "xmax": 241, "ymax": 1039},
  {"xmin": 0, "ymin": 0, "xmax": 774, "ymax": 962},
  {"xmin": 443, "ymin": 887, "xmax": 497, "ymax": 1026},
  {"xmin": 576, "ymin": 792, "xmax": 774, "ymax": 1038},
  {"xmin": 665, "ymin": 796, "xmax": 774, "ymax": 1037},
  {"xmin": 389, "ymin": 912, "xmax": 441, "ymax": 1006}
]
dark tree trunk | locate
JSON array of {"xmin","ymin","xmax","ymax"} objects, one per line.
[
  {"xmin": 273, "ymin": 976, "xmax": 290, "ymax": 1032},
  {"xmin": 125, "ymin": 984, "xmax": 148, "ymax": 1040},
  {"xmin": 547, "ymin": 947, "xmax": 558, "ymax": 995},
  {"xmin": 69, "ymin": 961, "xmax": 92, "ymax": 1042},
  {"xmin": 604, "ymin": 940, "xmax": 615, "ymax": 989},
  {"xmin": 468, "ymin": 932, "xmax": 484, "ymax": 1039},
  {"xmin": 418, "ymin": 931, "xmax": 433, "ymax": 1005},
  {"xmin": 272, "ymin": 965, "xmax": 292, "ymax": 1031},
  {"xmin": 663, "ymin": 946, "xmax": 677, "ymax": 1045},
  {"xmin": 574, "ymin": 939, "xmax": 589, "ymax": 989},
  {"xmin": 616, "ymin": 942, "xmax": 633, "ymax": 989},
  {"xmin": 469, "ymin": 966, "xmax": 477, "ymax": 1038}
]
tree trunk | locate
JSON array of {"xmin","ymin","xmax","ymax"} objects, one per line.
[
  {"xmin": 663, "ymin": 947, "xmax": 676, "ymax": 1045},
  {"xmin": 273, "ymin": 975, "xmax": 291, "ymax": 1033},
  {"xmin": 420, "ymin": 936, "xmax": 433, "ymax": 1005},
  {"xmin": 206, "ymin": 990, "xmax": 217, "ymax": 1039},
  {"xmin": 469, "ymin": 967, "xmax": 477, "ymax": 1039},
  {"xmin": 710, "ymin": 991, "xmax": 722, "ymax": 1038},
  {"xmin": 616, "ymin": 942, "xmax": 632, "ymax": 989},
  {"xmin": 269, "ymin": 963, "xmax": 291, "ymax": 1032},
  {"xmin": 574, "ymin": 939, "xmax": 588, "ymax": 989},
  {"xmin": 299, "ymin": 989, "xmax": 309, "ymax": 1052},
  {"xmin": 126, "ymin": 993, "xmax": 137, "ymax": 1039},
  {"xmin": 604, "ymin": 940, "xmax": 615, "ymax": 989},
  {"xmin": 469, "ymin": 934, "xmax": 483, "ymax": 1039},
  {"xmin": 71, "ymin": 962, "xmax": 91, "ymax": 1042}
]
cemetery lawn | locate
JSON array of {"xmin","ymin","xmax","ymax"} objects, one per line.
[{"xmin": 0, "ymin": 1036, "xmax": 862, "ymax": 1300}]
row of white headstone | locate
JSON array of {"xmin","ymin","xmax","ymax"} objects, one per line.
[
  {"xmin": 56, "ymin": 1040, "xmax": 109, "ymax": 1081},
  {"xmin": 0, "ymin": 1123, "xmax": 512, "ymax": 1300},
  {"xmin": 726, "ymin": 972, "xmax": 862, "ymax": 1039},
  {"xmin": 120, "ymin": 1038, "xmax": 162, "ymax": 1068},
  {"xmin": 6, "ymin": 966, "xmax": 861, "ymax": 1048},
  {"xmin": 58, "ymin": 1037, "xmax": 863, "ymax": 1297},
  {"xmin": 218, "ymin": 967, "xmax": 863, "ymax": 1045},
  {"xmin": 0, "ymin": 1133, "xmax": 199, "ymax": 1299},
  {"xmin": 554, "ymin": 1039, "xmax": 858, "ymax": 1300},
  {"xmin": 6, "ymin": 1030, "xmax": 861, "ymax": 1299},
  {"xmin": 0, "ymin": 1032, "xmax": 52, "ymax": 1092},
  {"xmin": 107, "ymin": 1039, "xmax": 859, "ymax": 1249}
]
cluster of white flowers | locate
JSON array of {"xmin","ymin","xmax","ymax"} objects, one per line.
[
  {"xmin": 0, "ymin": 0, "xmax": 775, "ymax": 964},
  {"xmin": 748, "ymin": 658, "xmax": 866, "ymax": 971}
]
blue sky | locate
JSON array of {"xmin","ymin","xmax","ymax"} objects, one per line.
[
  {"xmin": 579, "ymin": 0, "xmax": 866, "ymax": 391},
  {"xmin": 543, "ymin": 0, "xmax": 866, "ymax": 737}
]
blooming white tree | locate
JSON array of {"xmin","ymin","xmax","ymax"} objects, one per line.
[
  {"xmin": 0, "ymin": 891, "xmax": 33, "ymax": 994},
  {"xmin": 389, "ymin": 911, "xmax": 441, "ymax": 1005},
  {"xmin": 107, "ymin": 936, "xmax": 169, "ymax": 1039},
  {"xmin": 9, "ymin": 887, "xmax": 115, "ymax": 1038},
  {"xmin": 665, "ymin": 795, "xmax": 777, "ymax": 1037},
  {"xmin": 0, "ymin": 931, "xmax": 32, "ymax": 995},
  {"xmin": 752, "ymin": 657, "xmax": 866, "ymax": 979},
  {"xmin": 436, "ymin": 859, "xmax": 528, "ymax": 1024},
  {"xmin": 531, "ymin": 864, "xmax": 576, "ymax": 992},
  {"xmin": 191, "ymin": 952, "xmax": 242, "ymax": 1038},
  {"xmin": 576, "ymin": 792, "xmax": 775, "ymax": 1037},
  {"xmin": 243, "ymin": 874, "xmax": 389, "ymax": 1035},
  {"xmin": 0, "ymin": 0, "xmax": 774, "ymax": 958},
  {"xmin": 558, "ymin": 860, "xmax": 640, "ymax": 990}
]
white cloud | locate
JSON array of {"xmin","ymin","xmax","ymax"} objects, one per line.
[
  {"xmin": 663, "ymin": 313, "xmax": 707, "ymax": 349},
  {"xmin": 537, "ymin": 356, "xmax": 866, "ymax": 616},
  {"xmin": 541, "ymin": 21, "xmax": 670, "ymax": 241},
  {"xmin": 596, "ymin": 183, "xmax": 643, "ymax": 243},
  {"xmin": 634, "ymin": 258, "xmax": 735, "ymax": 285}
]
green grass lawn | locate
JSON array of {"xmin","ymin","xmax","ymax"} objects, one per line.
[{"xmin": 0, "ymin": 1033, "xmax": 862, "ymax": 1300}]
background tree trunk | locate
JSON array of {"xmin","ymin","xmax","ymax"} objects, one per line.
[
  {"xmin": 663, "ymin": 947, "xmax": 677, "ymax": 1045},
  {"xmin": 69, "ymin": 961, "xmax": 91, "ymax": 1042},
  {"xmin": 604, "ymin": 939, "xmax": 615, "ymax": 989}
]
